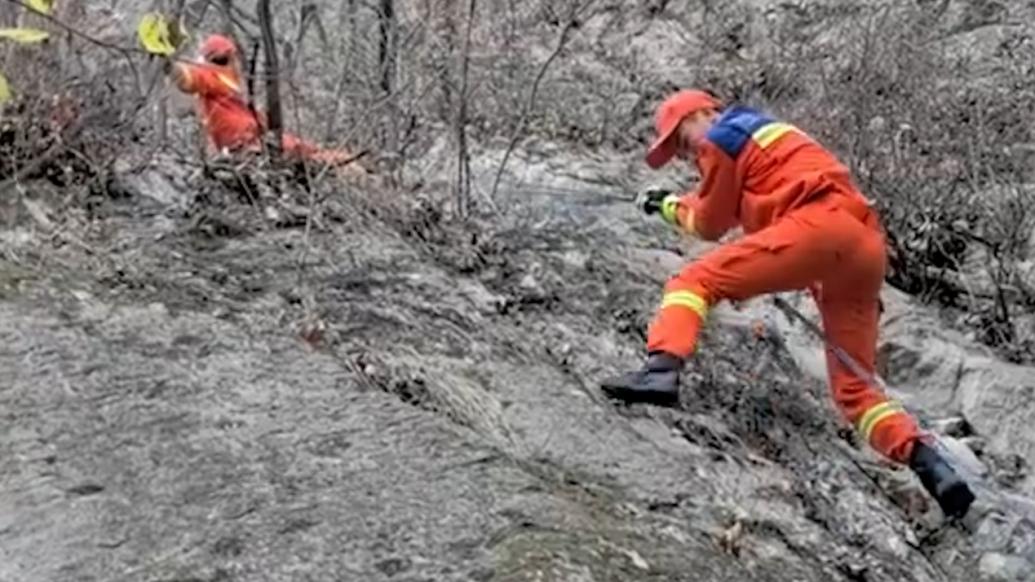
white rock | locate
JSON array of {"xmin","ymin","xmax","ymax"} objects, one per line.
[{"xmin": 979, "ymin": 552, "xmax": 1030, "ymax": 581}]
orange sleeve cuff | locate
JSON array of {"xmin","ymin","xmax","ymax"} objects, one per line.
[
  {"xmin": 675, "ymin": 196, "xmax": 699, "ymax": 236},
  {"xmin": 173, "ymin": 63, "xmax": 196, "ymax": 93}
]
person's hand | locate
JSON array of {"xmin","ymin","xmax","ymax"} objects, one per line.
[
  {"xmin": 635, "ymin": 186, "xmax": 681, "ymax": 226},
  {"xmin": 635, "ymin": 186, "xmax": 673, "ymax": 215}
]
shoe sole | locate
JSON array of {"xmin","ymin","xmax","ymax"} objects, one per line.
[
  {"xmin": 600, "ymin": 384, "xmax": 679, "ymax": 407},
  {"xmin": 939, "ymin": 481, "xmax": 976, "ymax": 519}
]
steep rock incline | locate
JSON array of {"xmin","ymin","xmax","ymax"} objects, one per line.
[
  {"xmin": 1, "ymin": 151, "xmax": 1034, "ymax": 581},
  {"xmin": 878, "ymin": 289, "xmax": 1035, "ymax": 497}
]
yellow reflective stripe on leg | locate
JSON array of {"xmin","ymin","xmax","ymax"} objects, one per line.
[
  {"xmin": 857, "ymin": 401, "xmax": 905, "ymax": 441},
  {"xmin": 661, "ymin": 291, "xmax": 709, "ymax": 319},
  {"xmin": 751, "ymin": 122, "xmax": 795, "ymax": 149}
]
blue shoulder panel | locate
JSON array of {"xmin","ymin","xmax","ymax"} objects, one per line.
[{"xmin": 706, "ymin": 106, "xmax": 775, "ymax": 159}]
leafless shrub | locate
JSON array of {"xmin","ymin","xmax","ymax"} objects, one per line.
[
  {"xmin": 732, "ymin": 1, "xmax": 1035, "ymax": 361},
  {"xmin": 0, "ymin": 2, "xmax": 163, "ymax": 209}
]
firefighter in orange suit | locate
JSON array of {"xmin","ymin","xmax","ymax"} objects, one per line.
[
  {"xmin": 169, "ymin": 35, "xmax": 360, "ymax": 167},
  {"xmin": 601, "ymin": 89, "xmax": 975, "ymax": 519}
]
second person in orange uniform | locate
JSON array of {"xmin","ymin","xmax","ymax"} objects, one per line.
[
  {"xmin": 170, "ymin": 35, "xmax": 361, "ymax": 167},
  {"xmin": 601, "ymin": 89, "xmax": 975, "ymax": 519}
]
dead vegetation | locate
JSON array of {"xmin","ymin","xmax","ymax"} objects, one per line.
[
  {"xmin": 1, "ymin": 0, "xmax": 1033, "ymax": 361},
  {"xmin": 756, "ymin": 1, "xmax": 1035, "ymax": 362},
  {"xmin": 6, "ymin": 4, "xmax": 1035, "ymax": 581}
]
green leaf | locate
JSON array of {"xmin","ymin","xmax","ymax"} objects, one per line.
[
  {"xmin": 0, "ymin": 72, "xmax": 11, "ymax": 105},
  {"xmin": 0, "ymin": 27, "xmax": 50, "ymax": 43},
  {"xmin": 137, "ymin": 13, "xmax": 184, "ymax": 56},
  {"xmin": 27, "ymin": 0, "xmax": 54, "ymax": 15}
]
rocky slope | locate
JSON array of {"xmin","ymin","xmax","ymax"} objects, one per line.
[
  {"xmin": 2, "ymin": 0, "xmax": 1035, "ymax": 580},
  {"xmin": 1, "ymin": 146, "xmax": 1034, "ymax": 581}
]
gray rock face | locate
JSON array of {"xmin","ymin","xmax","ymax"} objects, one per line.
[
  {"xmin": 979, "ymin": 552, "xmax": 1033, "ymax": 582},
  {"xmin": 3, "ymin": 1, "xmax": 1035, "ymax": 579},
  {"xmin": 2, "ymin": 147, "xmax": 1035, "ymax": 581},
  {"xmin": 877, "ymin": 288, "xmax": 1035, "ymax": 497}
]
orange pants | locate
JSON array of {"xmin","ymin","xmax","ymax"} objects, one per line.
[
  {"xmin": 647, "ymin": 194, "xmax": 920, "ymax": 463},
  {"xmin": 213, "ymin": 133, "xmax": 363, "ymax": 171}
]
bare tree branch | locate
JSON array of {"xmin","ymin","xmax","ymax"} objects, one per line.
[
  {"xmin": 453, "ymin": 0, "xmax": 476, "ymax": 216},
  {"xmin": 256, "ymin": 0, "xmax": 283, "ymax": 160},
  {"xmin": 489, "ymin": 2, "xmax": 590, "ymax": 205}
]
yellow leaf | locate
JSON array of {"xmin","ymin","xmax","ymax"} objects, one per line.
[
  {"xmin": 168, "ymin": 19, "xmax": 190, "ymax": 50},
  {"xmin": 27, "ymin": 0, "xmax": 54, "ymax": 15},
  {"xmin": 0, "ymin": 27, "xmax": 50, "ymax": 43},
  {"xmin": 0, "ymin": 72, "xmax": 10, "ymax": 105},
  {"xmin": 137, "ymin": 13, "xmax": 184, "ymax": 56}
]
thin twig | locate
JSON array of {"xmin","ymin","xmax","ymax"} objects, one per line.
[
  {"xmin": 453, "ymin": 0, "xmax": 477, "ymax": 216},
  {"xmin": 0, "ymin": 111, "xmax": 102, "ymax": 196},
  {"xmin": 3, "ymin": 0, "xmax": 138, "ymax": 54},
  {"xmin": 1, "ymin": 0, "xmax": 269, "ymax": 85},
  {"xmin": 257, "ymin": 0, "xmax": 283, "ymax": 159},
  {"xmin": 488, "ymin": 2, "xmax": 590, "ymax": 205}
]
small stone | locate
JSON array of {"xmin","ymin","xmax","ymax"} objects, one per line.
[
  {"xmin": 717, "ymin": 519, "xmax": 744, "ymax": 556},
  {"xmin": 147, "ymin": 302, "xmax": 168, "ymax": 315},
  {"xmin": 978, "ymin": 552, "xmax": 1030, "ymax": 581},
  {"xmin": 960, "ymin": 436, "xmax": 987, "ymax": 456},
  {"xmin": 838, "ymin": 561, "xmax": 868, "ymax": 579},
  {"xmin": 623, "ymin": 548, "xmax": 649, "ymax": 571},
  {"xmin": 939, "ymin": 436, "xmax": 989, "ymax": 479},
  {"xmin": 867, "ymin": 116, "xmax": 887, "ymax": 132},
  {"xmin": 884, "ymin": 533, "xmax": 910, "ymax": 560},
  {"xmin": 929, "ymin": 417, "xmax": 969, "ymax": 437},
  {"xmin": 519, "ymin": 273, "xmax": 540, "ymax": 291},
  {"xmin": 561, "ymin": 250, "xmax": 589, "ymax": 270}
]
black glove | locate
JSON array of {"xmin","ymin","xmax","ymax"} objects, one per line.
[
  {"xmin": 635, "ymin": 187, "xmax": 674, "ymax": 215},
  {"xmin": 635, "ymin": 186, "xmax": 684, "ymax": 227}
]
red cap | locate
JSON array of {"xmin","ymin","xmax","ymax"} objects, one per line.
[
  {"xmin": 645, "ymin": 89, "xmax": 721, "ymax": 169},
  {"xmin": 200, "ymin": 34, "xmax": 237, "ymax": 61}
]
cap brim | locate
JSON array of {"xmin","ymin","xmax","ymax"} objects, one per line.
[{"xmin": 645, "ymin": 126, "xmax": 679, "ymax": 169}]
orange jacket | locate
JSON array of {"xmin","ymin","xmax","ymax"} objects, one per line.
[
  {"xmin": 174, "ymin": 62, "xmax": 261, "ymax": 151},
  {"xmin": 673, "ymin": 106, "xmax": 867, "ymax": 241},
  {"xmin": 173, "ymin": 62, "xmax": 358, "ymax": 166}
]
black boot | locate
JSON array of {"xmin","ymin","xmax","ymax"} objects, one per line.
[
  {"xmin": 909, "ymin": 440, "xmax": 976, "ymax": 519},
  {"xmin": 600, "ymin": 352, "xmax": 683, "ymax": 406}
]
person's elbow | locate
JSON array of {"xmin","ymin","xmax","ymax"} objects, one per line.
[{"xmin": 696, "ymin": 228, "xmax": 722, "ymax": 242}]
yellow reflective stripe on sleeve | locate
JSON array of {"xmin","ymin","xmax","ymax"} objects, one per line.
[
  {"xmin": 661, "ymin": 291, "xmax": 709, "ymax": 319},
  {"xmin": 751, "ymin": 122, "xmax": 795, "ymax": 149},
  {"xmin": 857, "ymin": 401, "xmax": 905, "ymax": 441},
  {"xmin": 217, "ymin": 73, "xmax": 242, "ymax": 93}
]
